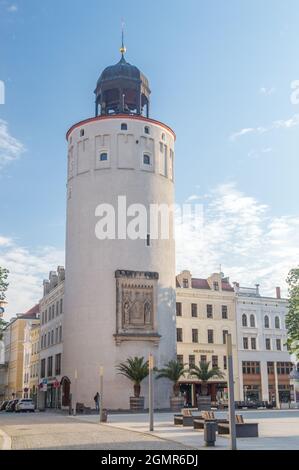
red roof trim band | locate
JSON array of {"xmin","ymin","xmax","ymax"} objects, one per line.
[{"xmin": 66, "ymin": 114, "xmax": 176, "ymax": 141}]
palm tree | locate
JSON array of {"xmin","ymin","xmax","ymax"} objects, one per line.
[
  {"xmin": 116, "ymin": 356, "xmax": 149, "ymax": 398},
  {"xmin": 156, "ymin": 360, "xmax": 187, "ymax": 397},
  {"xmin": 189, "ymin": 361, "xmax": 224, "ymax": 396}
]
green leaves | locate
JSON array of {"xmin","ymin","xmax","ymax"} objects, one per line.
[
  {"xmin": 0, "ymin": 266, "xmax": 9, "ymax": 301},
  {"xmin": 188, "ymin": 361, "xmax": 225, "ymax": 382},
  {"xmin": 116, "ymin": 356, "xmax": 149, "ymax": 386},
  {"xmin": 155, "ymin": 360, "xmax": 187, "ymax": 383},
  {"xmin": 286, "ymin": 267, "xmax": 299, "ymax": 359}
]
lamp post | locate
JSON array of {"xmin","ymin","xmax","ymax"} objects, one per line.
[
  {"xmin": 149, "ymin": 354, "xmax": 154, "ymax": 432},
  {"xmin": 73, "ymin": 369, "xmax": 78, "ymax": 416},
  {"xmin": 99, "ymin": 366, "xmax": 104, "ymax": 423},
  {"xmin": 227, "ymin": 334, "xmax": 237, "ymax": 450}
]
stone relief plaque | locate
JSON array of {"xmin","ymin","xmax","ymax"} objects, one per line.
[{"xmin": 114, "ymin": 270, "xmax": 160, "ymax": 345}]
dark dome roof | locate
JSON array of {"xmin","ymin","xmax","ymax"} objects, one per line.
[{"xmin": 97, "ymin": 56, "xmax": 149, "ymax": 89}]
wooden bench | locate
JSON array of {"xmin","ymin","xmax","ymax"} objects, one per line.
[
  {"xmin": 174, "ymin": 408, "xmax": 202, "ymax": 427},
  {"xmin": 217, "ymin": 414, "xmax": 259, "ymax": 438},
  {"xmin": 193, "ymin": 411, "xmax": 228, "ymax": 430}
]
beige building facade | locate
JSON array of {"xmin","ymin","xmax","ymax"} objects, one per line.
[
  {"xmin": 176, "ymin": 271, "xmax": 240, "ymax": 405},
  {"xmin": 23, "ymin": 321, "xmax": 40, "ymax": 401}
]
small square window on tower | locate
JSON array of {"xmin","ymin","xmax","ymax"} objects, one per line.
[
  {"xmin": 100, "ymin": 152, "xmax": 108, "ymax": 161},
  {"xmin": 121, "ymin": 123, "xmax": 127, "ymax": 130},
  {"xmin": 143, "ymin": 154, "xmax": 150, "ymax": 165},
  {"xmin": 144, "ymin": 126, "xmax": 150, "ymax": 135}
]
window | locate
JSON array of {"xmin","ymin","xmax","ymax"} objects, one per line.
[
  {"xmin": 56, "ymin": 301, "xmax": 59, "ymax": 316},
  {"xmin": 80, "ymin": 129, "xmax": 84, "ymax": 137},
  {"xmin": 60, "ymin": 298, "xmax": 63, "ymax": 314},
  {"xmin": 222, "ymin": 305, "xmax": 228, "ymax": 319},
  {"xmin": 159, "ymin": 142, "xmax": 164, "ymax": 153},
  {"xmin": 251, "ymin": 337, "xmax": 257, "ymax": 350},
  {"xmin": 192, "ymin": 329, "xmax": 198, "ymax": 343},
  {"xmin": 207, "ymin": 304, "xmax": 213, "ymax": 318},
  {"xmin": 177, "ymin": 328, "xmax": 183, "ymax": 342},
  {"xmin": 59, "ymin": 326, "xmax": 62, "ymax": 342},
  {"xmin": 146, "ymin": 234, "xmax": 150, "ymax": 247},
  {"xmin": 275, "ymin": 316, "xmax": 280, "ymax": 329},
  {"xmin": 264, "ymin": 315, "xmax": 270, "ymax": 328},
  {"xmin": 55, "ymin": 327, "xmax": 58, "ymax": 344},
  {"xmin": 250, "ymin": 314, "xmax": 255, "ymax": 327},
  {"xmin": 266, "ymin": 338, "xmax": 271, "ymax": 350},
  {"xmin": 242, "ymin": 314, "xmax": 247, "ymax": 327},
  {"xmin": 121, "ymin": 123, "xmax": 127, "ymax": 130},
  {"xmin": 243, "ymin": 337, "xmax": 249, "ymax": 349},
  {"xmin": 143, "ymin": 154, "xmax": 150, "ymax": 165},
  {"xmin": 144, "ymin": 126, "xmax": 150, "ymax": 134},
  {"xmin": 183, "ymin": 278, "xmax": 189, "ymax": 288},
  {"xmin": 177, "ymin": 355, "xmax": 184, "ymax": 365},
  {"xmin": 100, "ymin": 152, "xmax": 108, "ymax": 161},
  {"xmin": 55, "ymin": 354, "xmax": 61, "ymax": 376},
  {"xmin": 242, "ymin": 361, "xmax": 260, "ymax": 375},
  {"xmin": 189, "ymin": 355, "xmax": 195, "ymax": 368},
  {"xmin": 212, "ymin": 355, "xmax": 218, "ymax": 368},
  {"xmin": 48, "ymin": 332, "xmax": 50, "ymax": 346},
  {"xmin": 213, "ymin": 281, "xmax": 219, "ymax": 291},
  {"xmin": 47, "ymin": 356, "xmax": 53, "ymax": 377},
  {"xmin": 208, "ymin": 329, "xmax": 214, "ymax": 344},
  {"xmin": 277, "ymin": 362, "xmax": 292, "ymax": 375},
  {"xmin": 191, "ymin": 303, "xmax": 197, "ymax": 317},
  {"xmin": 51, "ymin": 330, "xmax": 54, "ymax": 345},
  {"xmin": 161, "ymin": 133, "xmax": 165, "ymax": 141},
  {"xmin": 223, "ymin": 330, "xmax": 228, "ymax": 344},
  {"xmin": 45, "ymin": 309, "xmax": 48, "ymax": 323},
  {"xmin": 223, "ymin": 356, "xmax": 227, "ymax": 370},
  {"xmin": 176, "ymin": 302, "xmax": 182, "ymax": 317},
  {"xmin": 200, "ymin": 355, "xmax": 207, "ymax": 363},
  {"xmin": 276, "ymin": 339, "xmax": 281, "ymax": 351}
]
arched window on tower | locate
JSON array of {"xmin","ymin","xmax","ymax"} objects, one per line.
[
  {"xmin": 275, "ymin": 316, "xmax": 280, "ymax": 329},
  {"xmin": 242, "ymin": 314, "xmax": 247, "ymax": 327},
  {"xmin": 250, "ymin": 314, "xmax": 255, "ymax": 327},
  {"xmin": 264, "ymin": 315, "xmax": 270, "ymax": 328},
  {"xmin": 143, "ymin": 154, "xmax": 151, "ymax": 165}
]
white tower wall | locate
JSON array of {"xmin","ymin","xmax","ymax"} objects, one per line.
[{"xmin": 63, "ymin": 116, "xmax": 176, "ymax": 409}]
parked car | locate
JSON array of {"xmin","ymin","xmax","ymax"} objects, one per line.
[
  {"xmin": 5, "ymin": 399, "xmax": 19, "ymax": 412},
  {"xmin": 15, "ymin": 398, "xmax": 35, "ymax": 413},
  {"xmin": 0, "ymin": 400, "xmax": 9, "ymax": 411}
]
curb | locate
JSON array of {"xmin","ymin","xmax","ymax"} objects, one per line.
[{"xmin": 0, "ymin": 429, "xmax": 12, "ymax": 450}]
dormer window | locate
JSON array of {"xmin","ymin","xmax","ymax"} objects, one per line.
[
  {"xmin": 100, "ymin": 152, "xmax": 108, "ymax": 161},
  {"xmin": 213, "ymin": 281, "xmax": 219, "ymax": 291},
  {"xmin": 183, "ymin": 278, "xmax": 189, "ymax": 288},
  {"xmin": 121, "ymin": 123, "xmax": 127, "ymax": 130},
  {"xmin": 144, "ymin": 126, "xmax": 150, "ymax": 135}
]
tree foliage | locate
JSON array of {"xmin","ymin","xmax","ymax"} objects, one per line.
[
  {"xmin": 156, "ymin": 360, "xmax": 188, "ymax": 396},
  {"xmin": 0, "ymin": 266, "xmax": 9, "ymax": 301},
  {"xmin": 286, "ymin": 267, "xmax": 299, "ymax": 359}
]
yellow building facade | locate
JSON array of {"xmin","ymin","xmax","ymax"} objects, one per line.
[{"xmin": 176, "ymin": 271, "xmax": 240, "ymax": 406}]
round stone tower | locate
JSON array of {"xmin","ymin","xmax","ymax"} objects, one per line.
[{"xmin": 62, "ymin": 46, "xmax": 176, "ymax": 410}]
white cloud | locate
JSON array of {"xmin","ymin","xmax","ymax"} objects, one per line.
[
  {"xmin": 176, "ymin": 183, "xmax": 299, "ymax": 297},
  {"xmin": 7, "ymin": 4, "xmax": 18, "ymax": 12},
  {"xmin": 230, "ymin": 113, "xmax": 299, "ymax": 141},
  {"xmin": 260, "ymin": 86, "xmax": 276, "ymax": 96},
  {"xmin": 0, "ymin": 237, "xmax": 64, "ymax": 320},
  {"xmin": 0, "ymin": 119, "xmax": 25, "ymax": 168}
]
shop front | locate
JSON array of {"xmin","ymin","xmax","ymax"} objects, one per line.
[{"xmin": 179, "ymin": 381, "xmax": 228, "ymax": 407}]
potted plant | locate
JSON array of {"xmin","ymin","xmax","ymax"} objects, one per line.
[
  {"xmin": 189, "ymin": 361, "xmax": 224, "ymax": 410},
  {"xmin": 116, "ymin": 356, "xmax": 149, "ymax": 411},
  {"xmin": 156, "ymin": 360, "xmax": 188, "ymax": 410}
]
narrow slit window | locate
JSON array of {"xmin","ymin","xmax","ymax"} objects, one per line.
[{"xmin": 80, "ymin": 129, "xmax": 85, "ymax": 137}]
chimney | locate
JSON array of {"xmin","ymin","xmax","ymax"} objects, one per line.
[{"xmin": 276, "ymin": 287, "xmax": 281, "ymax": 299}]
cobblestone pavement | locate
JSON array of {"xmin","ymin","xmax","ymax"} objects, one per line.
[{"xmin": 0, "ymin": 412, "xmax": 190, "ymax": 450}]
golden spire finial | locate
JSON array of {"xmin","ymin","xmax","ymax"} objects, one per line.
[{"xmin": 120, "ymin": 19, "xmax": 126, "ymax": 56}]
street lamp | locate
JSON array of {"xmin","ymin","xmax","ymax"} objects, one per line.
[
  {"xmin": 73, "ymin": 369, "xmax": 78, "ymax": 416},
  {"xmin": 227, "ymin": 334, "xmax": 237, "ymax": 450},
  {"xmin": 99, "ymin": 366, "xmax": 104, "ymax": 423},
  {"xmin": 149, "ymin": 354, "xmax": 154, "ymax": 432}
]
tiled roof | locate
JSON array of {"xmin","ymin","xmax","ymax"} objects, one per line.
[
  {"xmin": 21, "ymin": 304, "xmax": 40, "ymax": 318},
  {"xmin": 191, "ymin": 278, "xmax": 210, "ymax": 289}
]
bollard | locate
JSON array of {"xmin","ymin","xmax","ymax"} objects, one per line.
[{"xmin": 204, "ymin": 421, "xmax": 217, "ymax": 447}]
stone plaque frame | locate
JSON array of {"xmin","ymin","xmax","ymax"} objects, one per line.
[{"xmin": 114, "ymin": 270, "xmax": 161, "ymax": 346}]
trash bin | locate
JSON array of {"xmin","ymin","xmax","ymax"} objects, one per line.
[{"xmin": 204, "ymin": 421, "xmax": 217, "ymax": 447}]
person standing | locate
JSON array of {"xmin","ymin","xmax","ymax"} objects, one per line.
[{"xmin": 94, "ymin": 392, "xmax": 100, "ymax": 413}]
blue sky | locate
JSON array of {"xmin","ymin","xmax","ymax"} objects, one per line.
[{"xmin": 1, "ymin": 0, "xmax": 299, "ymax": 316}]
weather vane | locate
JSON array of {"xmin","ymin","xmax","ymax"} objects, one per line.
[{"xmin": 120, "ymin": 19, "xmax": 127, "ymax": 56}]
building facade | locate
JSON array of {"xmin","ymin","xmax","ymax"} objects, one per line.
[
  {"xmin": 62, "ymin": 47, "xmax": 176, "ymax": 410},
  {"xmin": 176, "ymin": 271, "xmax": 240, "ymax": 405},
  {"xmin": 23, "ymin": 319, "xmax": 40, "ymax": 400},
  {"xmin": 39, "ymin": 267, "xmax": 64, "ymax": 408},
  {"xmin": 235, "ymin": 284, "xmax": 292, "ymax": 403},
  {"xmin": 3, "ymin": 306, "xmax": 39, "ymax": 399}
]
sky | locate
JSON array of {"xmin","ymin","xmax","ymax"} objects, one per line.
[{"xmin": 0, "ymin": 0, "xmax": 299, "ymax": 318}]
